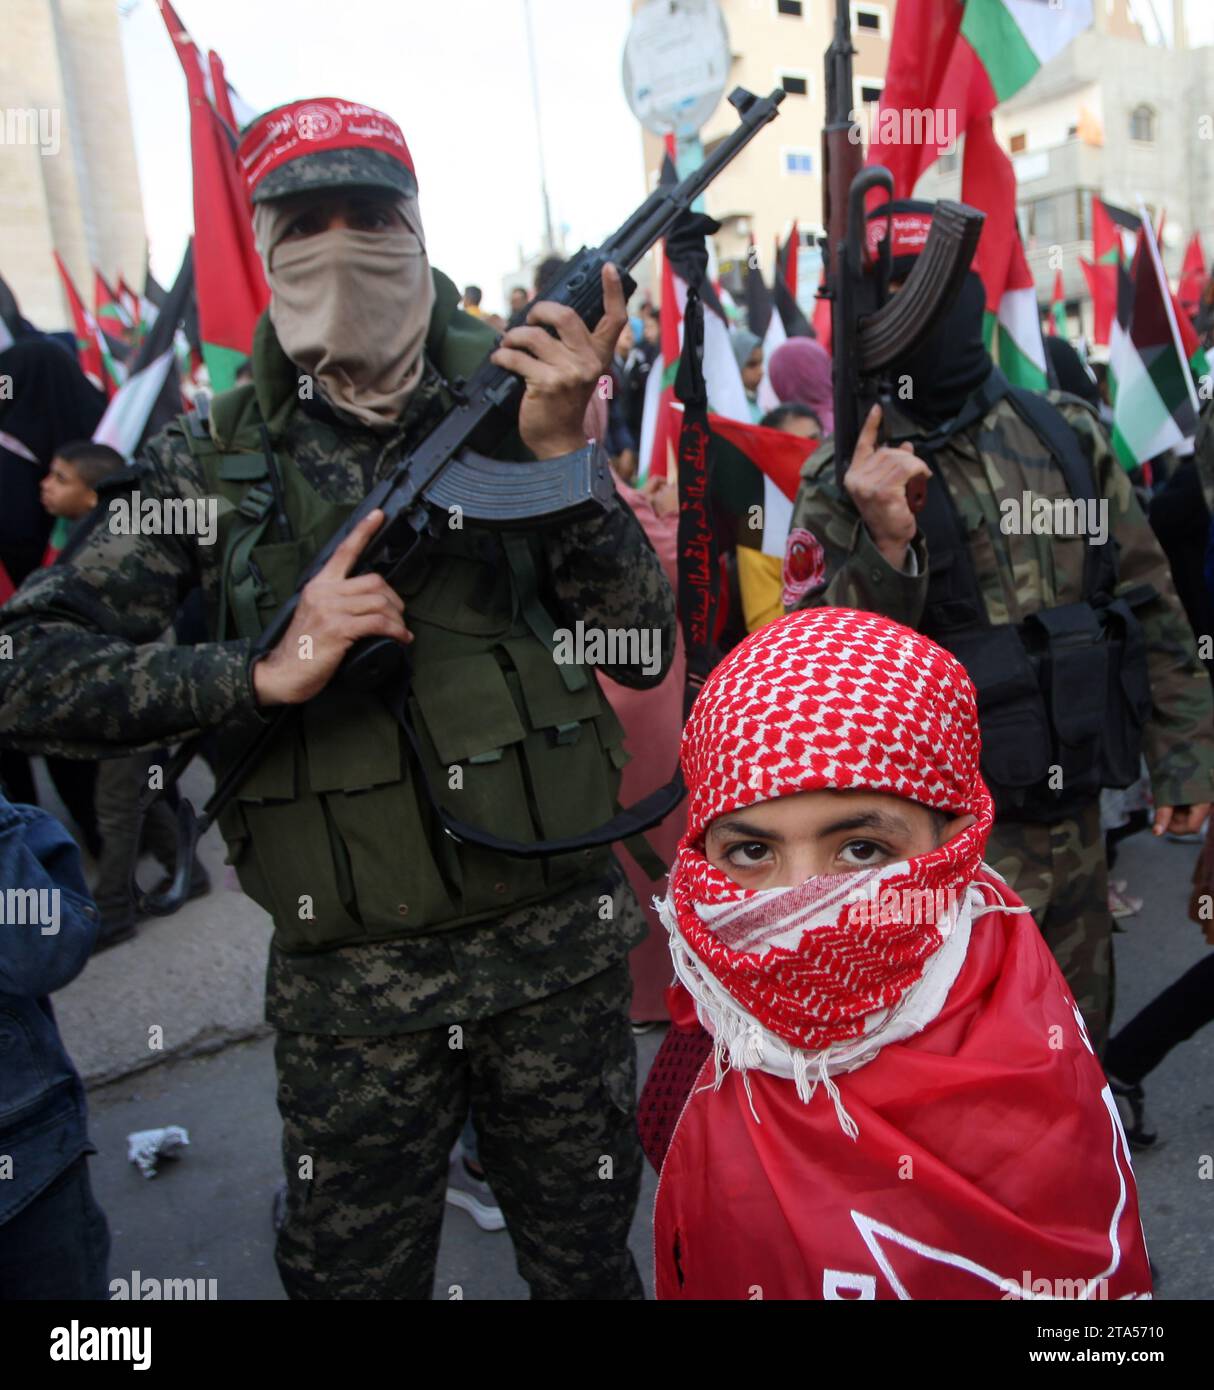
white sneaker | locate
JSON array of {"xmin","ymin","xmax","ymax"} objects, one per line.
[{"xmin": 445, "ymin": 1148, "xmax": 506, "ymax": 1232}]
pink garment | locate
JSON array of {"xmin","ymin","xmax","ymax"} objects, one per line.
[
  {"xmin": 600, "ymin": 479, "xmax": 687, "ymax": 1021},
  {"xmin": 768, "ymin": 338, "xmax": 834, "ymax": 434}
]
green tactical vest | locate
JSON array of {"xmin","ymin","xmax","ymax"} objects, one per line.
[{"xmin": 184, "ymin": 276, "xmax": 629, "ymax": 955}]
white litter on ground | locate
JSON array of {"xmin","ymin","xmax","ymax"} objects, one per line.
[{"xmin": 127, "ymin": 1125, "xmax": 190, "ymax": 1179}]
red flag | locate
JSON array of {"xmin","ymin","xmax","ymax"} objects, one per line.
[
  {"xmin": 867, "ymin": 0, "xmax": 982, "ymax": 197},
  {"xmin": 94, "ymin": 270, "xmax": 131, "ymax": 342},
  {"xmin": 1048, "ymin": 269, "xmax": 1066, "ymax": 338},
  {"xmin": 812, "ymin": 268, "xmax": 832, "ymax": 351},
  {"xmin": 650, "ymin": 888, "xmax": 1152, "ymax": 1300},
  {"xmin": 1081, "ymin": 258, "xmax": 1116, "ymax": 346},
  {"xmin": 783, "ymin": 222, "xmax": 798, "ymax": 300},
  {"xmin": 117, "ymin": 274, "xmax": 142, "ymax": 334},
  {"xmin": 157, "ymin": 1, "xmax": 268, "ymax": 393},
  {"xmin": 53, "ymin": 252, "xmax": 107, "ymax": 393},
  {"xmin": 708, "ymin": 411, "xmax": 812, "ymax": 503},
  {"xmin": 1179, "ymin": 232, "xmax": 1207, "ymax": 319}
]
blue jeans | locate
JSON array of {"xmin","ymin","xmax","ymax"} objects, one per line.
[{"xmin": 0, "ymin": 1156, "xmax": 110, "ymax": 1299}]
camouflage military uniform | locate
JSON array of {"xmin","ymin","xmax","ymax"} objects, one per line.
[
  {"xmin": 787, "ymin": 392, "xmax": 1214, "ymax": 1050},
  {"xmin": 0, "ymin": 280, "xmax": 676, "ymax": 1299}
]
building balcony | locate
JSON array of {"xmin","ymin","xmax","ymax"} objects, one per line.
[{"xmin": 1010, "ymin": 138, "xmax": 1104, "ymax": 196}]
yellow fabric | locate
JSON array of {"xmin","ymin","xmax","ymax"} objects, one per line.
[{"xmin": 737, "ymin": 547, "xmax": 784, "ymax": 633}]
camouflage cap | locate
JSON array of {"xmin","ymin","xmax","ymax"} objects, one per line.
[{"xmin": 237, "ymin": 97, "xmax": 418, "ymax": 206}]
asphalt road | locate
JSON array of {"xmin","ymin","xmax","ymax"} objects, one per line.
[{"xmin": 79, "ymin": 824, "xmax": 1213, "ymax": 1301}]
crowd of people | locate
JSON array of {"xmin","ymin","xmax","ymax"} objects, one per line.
[{"xmin": 2, "ymin": 91, "xmax": 1214, "ymax": 1305}]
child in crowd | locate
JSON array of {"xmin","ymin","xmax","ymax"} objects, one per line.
[{"xmin": 641, "ymin": 607, "xmax": 1152, "ymax": 1301}]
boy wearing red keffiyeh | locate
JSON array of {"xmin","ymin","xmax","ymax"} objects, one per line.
[{"xmin": 641, "ymin": 607, "xmax": 1152, "ymax": 1301}]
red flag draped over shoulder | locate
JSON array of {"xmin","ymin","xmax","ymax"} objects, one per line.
[
  {"xmin": 157, "ymin": 0, "xmax": 267, "ymax": 394},
  {"xmin": 654, "ymin": 896, "xmax": 1151, "ymax": 1301},
  {"xmin": 643, "ymin": 608, "xmax": 1151, "ymax": 1301}
]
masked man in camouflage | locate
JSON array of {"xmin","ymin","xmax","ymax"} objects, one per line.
[
  {"xmin": 0, "ymin": 99, "xmax": 676, "ymax": 1299},
  {"xmin": 784, "ymin": 201, "xmax": 1214, "ymax": 1054}
]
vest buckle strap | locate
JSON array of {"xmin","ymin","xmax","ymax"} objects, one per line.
[
  {"xmin": 551, "ymin": 720, "xmax": 583, "ymax": 747},
  {"xmin": 238, "ymin": 482, "xmax": 276, "ymax": 523}
]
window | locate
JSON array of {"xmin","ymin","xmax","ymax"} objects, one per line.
[
  {"xmin": 1009, "ymin": 132, "xmax": 1027, "ymax": 153},
  {"xmin": 783, "ymin": 149, "xmax": 814, "ymax": 176},
  {"xmin": 1023, "ymin": 191, "xmax": 1090, "ymax": 246},
  {"xmin": 853, "ymin": 4, "xmax": 888, "ymax": 36},
  {"xmin": 1130, "ymin": 105, "xmax": 1156, "ymax": 141},
  {"xmin": 776, "ymin": 0, "xmax": 804, "ymax": 15},
  {"xmin": 781, "ymin": 74, "xmax": 809, "ymax": 96}
]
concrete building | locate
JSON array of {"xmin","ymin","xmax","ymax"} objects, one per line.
[
  {"xmin": 1, "ymin": 0, "xmax": 146, "ymax": 332},
  {"xmin": 636, "ymin": 0, "xmax": 898, "ymax": 308},
  {"xmin": 915, "ymin": 0, "xmax": 1210, "ymax": 345},
  {"xmin": 632, "ymin": 0, "xmax": 1211, "ymax": 343}
]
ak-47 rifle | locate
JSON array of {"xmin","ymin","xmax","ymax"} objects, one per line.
[
  {"xmin": 139, "ymin": 85, "xmax": 786, "ymax": 915},
  {"xmin": 820, "ymin": 0, "xmax": 985, "ymax": 493}
]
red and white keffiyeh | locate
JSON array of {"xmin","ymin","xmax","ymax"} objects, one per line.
[
  {"xmin": 660, "ymin": 608, "xmax": 1000, "ymax": 1121},
  {"xmin": 647, "ymin": 608, "xmax": 1152, "ymax": 1300}
]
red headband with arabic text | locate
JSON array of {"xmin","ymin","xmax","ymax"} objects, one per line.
[
  {"xmin": 237, "ymin": 97, "xmax": 416, "ymax": 198},
  {"xmin": 865, "ymin": 208, "xmax": 934, "ymax": 261}
]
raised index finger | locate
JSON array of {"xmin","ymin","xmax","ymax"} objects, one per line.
[
  {"xmin": 855, "ymin": 404, "xmax": 883, "ymax": 460},
  {"xmin": 323, "ymin": 509, "xmax": 386, "ymax": 580},
  {"xmin": 591, "ymin": 263, "xmax": 628, "ymax": 355}
]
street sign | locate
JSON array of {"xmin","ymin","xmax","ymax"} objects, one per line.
[{"xmin": 622, "ymin": 0, "xmax": 731, "ymax": 138}]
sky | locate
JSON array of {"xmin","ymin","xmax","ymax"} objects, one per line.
[
  {"xmin": 117, "ymin": 0, "xmax": 1214, "ymax": 306},
  {"xmin": 117, "ymin": 0, "xmax": 645, "ymax": 310}
]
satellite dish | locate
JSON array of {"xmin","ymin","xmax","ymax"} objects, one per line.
[{"xmin": 622, "ymin": 0, "xmax": 731, "ymax": 138}]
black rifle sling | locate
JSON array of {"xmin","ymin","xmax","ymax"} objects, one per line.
[
  {"xmin": 914, "ymin": 369, "xmax": 1118, "ymax": 613},
  {"xmin": 1003, "ymin": 385, "xmax": 1117, "ymax": 601},
  {"xmin": 386, "ymin": 678, "xmax": 684, "ymax": 861}
]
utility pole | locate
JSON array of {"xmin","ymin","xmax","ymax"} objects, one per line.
[{"xmin": 522, "ymin": 0, "xmax": 556, "ymax": 255}]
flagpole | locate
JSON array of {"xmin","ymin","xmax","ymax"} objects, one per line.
[
  {"xmin": 522, "ymin": 0, "xmax": 556, "ymax": 255},
  {"xmin": 1137, "ymin": 195, "xmax": 1202, "ymax": 418}
]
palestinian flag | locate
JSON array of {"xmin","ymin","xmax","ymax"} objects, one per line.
[
  {"xmin": 708, "ymin": 413, "xmax": 815, "ymax": 560},
  {"xmin": 52, "ymin": 251, "xmax": 109, "ymax": 395},
  {"xmin": 964, "ymin": 116, "xmax": 1047, "ymax": 390},
  {"xmin": 157, "ymin": 0, "xmax": 268, "ymax": 393},
  {"xmin": 869, "ymin": 1, "xmax": 1093, "ymax": 198},
  {"xmin": 1047, "ymin": 269, "xmax": 1066, "ymax": 338},
  {"xmin": 774, "ymin": 229, "xmax": 811, "ymax": 339},
  {"xmin": 1094, "ymin": 197, "xmax": 1140, "ymax": 266},
  {"xmin": 867, "ymin": 4, "xmax": 1092, "ymax": 387},
  {"xmin": 745, "ymin": 237, "xmax": 779, "ymax": 343},
  {"xmin": 717, "ymin": 285, "xmax": 742, "ymax": 324},
  {"xmin": 746, "ymin": 237, "xmax": 785, "ymax": 414},
  {"xmin": 92, "ymin": 270, "xmax": 132, "ymax": 393},
  {"xmin": 1179, "ymin": 232, "xmax": 1207, "ymax": 321},
  {"xmin": 94, "ymin": 244, "xmax": 195, "ymax": 460},
  {"xmin": 1080, "ymin": 256, "xmax": 1115, "ymax": 346},
  {"xmin": 1109, "ymin": 223, "xmax": 1202, "ymax": 471},
  {"xmin": 960, "ymin": 0, "xmax": 1093, "ymax": 102}
]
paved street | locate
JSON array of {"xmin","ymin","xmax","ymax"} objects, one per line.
[{"xmin": 66, "ymin": 812, "xmax": 1214, "ymax": 1300}]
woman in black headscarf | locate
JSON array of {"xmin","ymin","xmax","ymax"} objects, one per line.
[
  {"xmin": 0, "ymin": 335, "xmax": 106, "ymax": 586},
  {"xmin": 0, "ymin": 332, "xmax": 106, "ymax": 844}
]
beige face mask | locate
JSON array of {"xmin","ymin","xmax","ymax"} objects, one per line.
[{"xmin": 254, "ymin": 196, "xmax": 435, "ymax": 431}]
